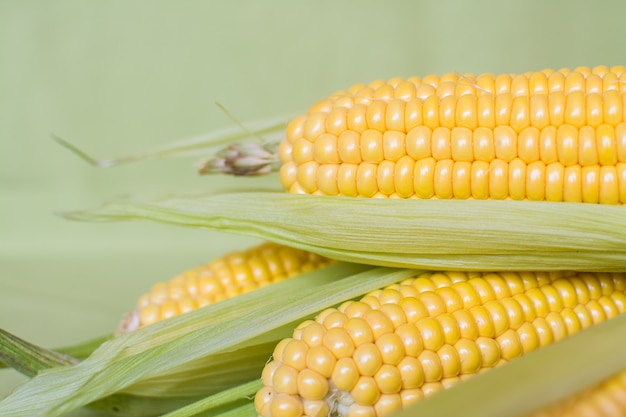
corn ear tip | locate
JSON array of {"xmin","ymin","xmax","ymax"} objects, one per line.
[{"xmin": 116, "ymin": 310, "xmax": 140, "ymax": 335}]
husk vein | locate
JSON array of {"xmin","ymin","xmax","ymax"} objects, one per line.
[{"xmin": 63, "ymin": 192, "xmax": 626, "ymax": 271}]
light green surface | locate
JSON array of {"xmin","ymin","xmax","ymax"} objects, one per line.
[{"xmin": 1, "ymin": 0, "xmax": 625, "ymax": 414}]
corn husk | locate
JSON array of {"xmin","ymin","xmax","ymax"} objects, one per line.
[
  {"xmin": 158, "ymin": 380, "xmax": 260, "ymax": 417},
  {"xmin": 64, "ymin": 191, "xmax": 626, "ymax": 271},
  {"xmin": 0, "ymin": 263, "xmax": 416, "ymax": 416},
  {"xmin": 0, "ymin": 335, "xmax": 111, "ymax": 371}
]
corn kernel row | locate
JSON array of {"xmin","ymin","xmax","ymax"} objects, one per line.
[
  {"xmin": 255, "ymin": 271, "xmax": 626, "ymax": 417},
  {"xmin": 296, "ymin": 91, "xmax": 626, "ymax": 138},
  {"xmin": 117, "ymin": 242, "xmax": 333, "ymax": 333},
  {"xmin": 285, "ymin": 156, "xmax": 626, "ymax": 202},
  {"xmin": 310, "ymin": 65, "xmax": 626, "ymax": 113},
  {"xmin": 286, "ymin": 124, "xmax": 626, "ymax": 166}
]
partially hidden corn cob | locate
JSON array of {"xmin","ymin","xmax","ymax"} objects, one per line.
[
  {"xmin": 279, "ymin": 65, "xmax": 626, "ymax": 203},
  {"xmin": 528, "ymin": 369, "xmax": 626, "ymax": 417},
  {"xmin": 254, "ymin": 270, "xmax": 626, "ymax": 417},
  {"xmin": 117, "ymin": 242, "xmax": 334, "ymax": 333}
]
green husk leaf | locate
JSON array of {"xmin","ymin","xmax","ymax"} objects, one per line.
[
  {"xmin": 0, "ymin": 331, "xmax": 193, "ymax": 417},
  {"xmin": 52, "ymin": 115, "xmax": 291, "ymax": 168},
  {"xmin": 0, "ymin": 328, "xmax": 78, "ymax": 377},
  {"xmin": 53, "ymin": 335, "xmax": 112, "ymax": 362},
  {"xmin": 0, "ymin": 333, "xmax": 111, "ymax": 369},
  {"xmin": 87, "ymin": 394, "xmax": 199, "ymax": 417},
  {"xmin": 64, "ymin": 192, "xmax": 626, "ymax": 271},
  {"xmin": 160, "ymin": 380, "xmax": 260, "ymax": 417},
  {"xmin": 0, "ymin": 329, "xmax": 113, "ymax": 368},
  {"xmin": 210, "ymin": 403, "xmax": 256, "ymax": 417},
  {"xmin": 0, "ymin": 264, "xmax": 417, "ymax": 416},
  {"xmin": 396, "ymin": 312, "xmax": 626, "ymax": 417}
]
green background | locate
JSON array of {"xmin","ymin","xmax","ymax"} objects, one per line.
[{"xmin": 1, "ymin": 0, "xmax": 625, "ymax": 414}]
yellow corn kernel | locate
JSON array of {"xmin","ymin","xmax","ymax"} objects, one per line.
[
  {"xmin": 302, "ymin": 112, "xmax": 327, "ymax": 141},
  {"xmin": 313, "ymin": 133, "xmax": 340, "ymax": 164},
  {"xmin": 451, "ymin": 127, "xmax": 474, "ymax": 161},
  {"xmin": 376, "ymin": 161, "xmax": 395, "ymax": 196},
  {"xmin": 394, "ymin": 156, "xmax": 415, "ymax": 198},
  {"xmin": 366, "ymin": 100, "xmax": 387, "ymax": 132},
  {"xmin": 353, "ymin": 343, "xmax": 383, "ymax": 377},
  {"xmin": 452, "ymin": 161, "xmax": 472, "ymax": 199},
  {"xmin": 518, "ymin": 127, "xmax": 541, "ymax": 163},
  {"xmin": 279, "ymin": 66, "xmax": 626, "ymax": 203},
  {"xmin": 439, "ymin": 95, "xmax": 457, "ymax": 129},
  {"xmin": 117, "ymin": 242, "xmax": 333, "ymax": 333},
  {"xmin": 548, "ymin": 71, "xmax": 565, "ymax": 93},
  {"xmin": 422, "ymin": 95, "xmax": 439, "ymax": 129},
  {"xmin": 356, "ymin": 163, "xmax": 378, "ymax": 198},
  {"xmin": 326, "ymin": 107, "xmax": 349, "ymax": 136},
  {"xmin": 510, "ymin": 95, "xmax": 530, "ymax": 132},
  {"xmin": 297, "ymin": 161, "xmax": 320, "ymax": 193},
  {"xmin": 529, "ymin": 94, "xmax": 550, "ymax": 129},
  {"xmin": 374, "ymin": 84, "xmax": 395, "ymax": 101},
  {"xmin": 256, "ymin": 270, "xmax": 626, "ymax": 417},
  {"xmin": 347, "ymin": 104, "xmax": 369, "ymax": 134},
  {"xmin": 385, "ymin": 99, "xmax": 406, "ymax": 131},
  {"xmin": 431, "ymin": 127, "xmax": 451, "ymax": 160},
  {"xmin": 316, "ymin": 164, "xmax": 339, "ymax": 196},
  {"xmin": 360, "ymin": 130, "xmax": 384, "ymax": 163},
  {"xmin": 394, "ymin": 81, "xmax": 416, "ymax": 101}
]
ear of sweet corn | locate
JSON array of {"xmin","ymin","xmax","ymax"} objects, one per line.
[
  {"xmin": 118, "ymin": 242, "xmax": 334, "ymax": 333},
  {"xmin": 255, "ymin": 270, "xmax": 626, "ymax": 417},
  {"xmin": 279, "ymin": 65, "xmax": 626, "ymax": 203}
]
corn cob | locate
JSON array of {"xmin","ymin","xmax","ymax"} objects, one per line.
[
  {"xmin": 254, "ymin": 270, "xmax": 626, "ymax": 417},
  {"xmin": 279, "ymin": 65, "xmax": 626, "ymax": 203},
  {"xmin": 117, "ymin": 242, "xmax": 334, "ymax": 333}
]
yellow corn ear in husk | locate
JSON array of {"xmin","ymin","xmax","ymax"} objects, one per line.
[{"xmin": 61, "ymin": 66, "xmax": 626, "ymax": 271}]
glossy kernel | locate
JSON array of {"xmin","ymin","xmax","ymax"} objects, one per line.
[
  {"xmin": 418, "ymin": 350, "xmax": 443, "ymax": 382},
  {"xmin": 305, "ymin": 345, "xmax": 336, "ymax": 378},
  {"xmin": 269, "ymin": 394, "xmax": 304, "ymax": 417},
  {"xmin": 353, "ymin": 343, "xmax": 383, "ymax": 376},
  {"xmin": 475, "ymin": 336, "xmax": 500, "ymax": 367},
  {"xmin": 376, "ymin": 333, "xmax": 406, "ymax": 365},
  {"xmin": 297, "ymin": 369, "xmax": 329, "ymax": 400},
  {"xmin": 351, "ymin": 376, "xmax": 381, "ymax": 405},
  {"xmin": 331, "ymin": 357, "xmax": 360, "ymax": 391},
  {"xmin": 323, "ymin": 328, "xmax": 355, "ymax": 359},
  {"xmin": 375, "ymin": 364, "xmax": 403, "ymax": 394}
]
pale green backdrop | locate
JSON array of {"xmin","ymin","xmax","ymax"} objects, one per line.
[{"xmin": 1, "ymin": 0, "xmax": 625, "ymax": 414}]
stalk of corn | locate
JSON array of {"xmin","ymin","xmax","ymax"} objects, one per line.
[
  {"xmin": 275, "ymin": 65, "xmax": 626, "ymax": 203},
  {"xmin": 118, "ymin": 242, "xmax": 334, "ymax": 333},
  {"xmin": 254, "ymin": 270, "xmax": 626, "ymax": 417}
]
